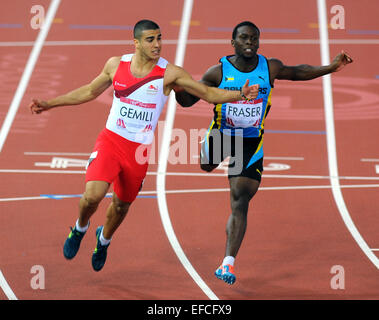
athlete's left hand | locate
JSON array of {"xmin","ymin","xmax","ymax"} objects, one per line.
[
  {"xmin": 241, "ymin": 80, "xmax": 260, "ymax": 100},
  {"xmin": 331, "ymin": 50, "xmax": 353, "ymax": 72}
]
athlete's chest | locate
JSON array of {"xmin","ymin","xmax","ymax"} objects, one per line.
[{"xmin": 114, "ymin": 61, "xmax": 164, "ymax": 88}]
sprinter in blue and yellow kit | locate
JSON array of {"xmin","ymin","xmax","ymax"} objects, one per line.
[{"xmin": 175, "ymin": 21, "xmax": 353, "ymax": 285}]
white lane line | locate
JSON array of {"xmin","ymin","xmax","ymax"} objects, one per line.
[
  {"xmin": 1, "ymin": 39, "xmax": 379, "ymax": 47},
  {"xmin": 317, "ymin": 0, "xmax": 379, "ymax": 269},
  {"xmin": 361, "ymin": 159, "xmax": 379, "ymax": 162},
  {"xmin": 2, "ymin": 168, "xmax": 379, "ymax": 181},
  {"xmin": 24, "ymin": 152, "xmax": 91, "ymax": 156},
  {"xmin": 155, "ymin": 0, "xmax": 219, "ymax": 301},
  {"xmin": 0, "ymin": 0, "xmax": 61, "ymax": 301},
  {"xmin": 23, "ymin": 153, "xmax": 304, "ymax": 159},
  {"xmin": 265, "ymin": 156, "xmax": 304, "ymax": 160},
  {"xmin": 2, "ymin": 184, "xmax": 379, "ymax": 203},
  {"xmin": 0, "ymin": 0, "xmax": 61, "ymax": 153},
  {"xmin": 0, "ymin": 270, "xmax": 17, "ymax": 300},
  {"xmin": 0, "ymin": 169, "xmax": 86, "ymax": 174}
]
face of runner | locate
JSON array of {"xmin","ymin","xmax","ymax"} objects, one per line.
[
  {"xmin": 232, "ymin": 25, "xmax": 260, "ymax": 59},
  {"xmin": 135, "ymin": 29, "xmax": 162, "ymax": 60}
]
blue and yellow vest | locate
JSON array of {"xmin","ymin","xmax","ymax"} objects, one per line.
[{"xmin": 212, "ymin": 54, "xmax": 272, "ymax": 138}]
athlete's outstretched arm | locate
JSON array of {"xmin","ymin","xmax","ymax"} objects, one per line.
[
  {"xmin": 30, "ymin": 56, "xmax": 119, "ymax": 114},
  {"xmin": 166, "ymin": 64, "xmax": 259, "ymax": 105},
  {"xmin": 270, "ymin": 50, "xmax": 353, "ymax": 82},
  {"xmin": 174, "ymin": 64, "xmax": 221, "ymax": 107}
]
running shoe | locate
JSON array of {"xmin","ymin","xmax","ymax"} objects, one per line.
[
  {"xmin": 214, "ymin": 264, "xmax": 236, "ymax": 285},
  {"xmin": 91, "ymin": 226, "xmax": 110, "ymax": 272},
  {"xmin": 63, "ymin": 225, "xmax": 87, "ymax": 259}
]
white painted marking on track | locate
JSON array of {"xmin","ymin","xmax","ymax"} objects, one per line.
[
  {"xmin": 318, "ymin": 0, "xmax": 379, "ymax": 269},
  {"xmin": 24, "ymin": 152, "xmax": 91, "ymax": 156},
  {"xmin": 0, "ymin": 0, "xmax": 61, "ymax": 300},
  {"xmin": 0, "ymin": 0, "xmax": 61, "ymax": 152},
  {"xmin": 155, "ymin": 0, "xmax": 219, "ymax": 301},
  {"xmin": 2, "ymin": 168, "xmax": 379, "ymax": 181},
  {"xmin": 0, "ymin": 270, "xmax": 17, "ymax": 300},
  {"xmin": 2, "ymin": 183, "xmax": 379, "ymax": 203}
]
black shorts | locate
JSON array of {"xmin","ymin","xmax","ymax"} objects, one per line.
[{"xmin": 201, "ymin": 127, "xmax": 264, "ymax": 182}]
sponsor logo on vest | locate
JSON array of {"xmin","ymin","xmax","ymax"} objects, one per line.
[
  {"xmin": 115, "ymin": 81, "xmax": 127, "ymax": 88},
  {"xmin": 147, "ymin": 84, "xmax": 158, "ymax": 95},
  {"xmin": 120, "ymin": 97, "xmax": 156, "ymax": 109},
  {"xmin": 223, "ymin": 86, "xmax": 268, "ymax": 95}
]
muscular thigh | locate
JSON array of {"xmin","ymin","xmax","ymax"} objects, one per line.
[
  {"xmin": 83, "ymin": 180, "xmax": 110, "ymax": 204},
  {"xmin": 113, "ymin": 162, "xmax": 148, "ymax": 203},
  {"xmin": 229, "ymin": 176, "xmax": 260, "ymax": 202}
]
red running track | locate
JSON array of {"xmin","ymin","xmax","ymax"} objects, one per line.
[{"xmin": 0, "ymin": 0, "xmax": 379, "ymax": 301}]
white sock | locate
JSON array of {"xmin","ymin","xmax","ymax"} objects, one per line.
[
  {"xmin": 222, "ymin": 256, "xmax": 235, "ymax": 267},
  {"xmin": 99, "ymin": 228, "xmax": 111, "ymax": 246},
  {"xmin": 75, "ymin": 219, "xmax": 89, "ymax": 233}
]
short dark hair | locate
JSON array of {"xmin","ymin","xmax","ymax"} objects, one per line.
[
  {"xmin": 133, "ymin": 20, "xmax": 160, "ymax": 39},
  {"xmin": 232, "ymin": 21, "xmax": 260, "ymax": 39}
]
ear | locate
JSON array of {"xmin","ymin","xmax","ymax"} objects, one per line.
[
  {"xmin": 133, "ymin": 38, "xmax": 139, "ymax": 48},
  {"xmin": 231, "ymin": 39, "xmax": 235, "ymax": 47}
]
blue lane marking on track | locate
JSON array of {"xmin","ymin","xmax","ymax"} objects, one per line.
[
  {"xmin": 69, "ymin": 24, "xmax": 133, "ymax": 30},
  {"xmin": 265, "ymin": 129, "xmax": 326, "ymax": 135},
  {"xmin": 375, "ymin": 75, "xmax": 379, "ymax": 80},
  {"xmin": 208, "ymin": 27, "xmax": 299, "ymax": 33},
  {"xmin": 0, "ymin": 24, "xmax": 22, "ymax": 28},
  {"xmin": 40, "ymin": 194, "xmax": 157, "ymax": 200},
  {"xmin": 260, "ymin": 28, "xmax": 300, "ymax": 33},
  {"xmin": 347, "ymin": 29, "xmax": 379, "ymax": 35}
]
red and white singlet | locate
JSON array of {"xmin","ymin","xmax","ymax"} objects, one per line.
[
  {"xmin": 106, "ymin": 54, "xmax": 169, "ymax": 145},
  {"xmin": 85, "ymin": 54, "xmax": 169, "ymax": 203}
]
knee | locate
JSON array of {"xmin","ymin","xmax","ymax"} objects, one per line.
[
  {"xmin": 112, "ymin": 198, "xmax": 130, "ymax": 216},
  {"xmin": 200, "ymin": 163, "xmax": 216, "ymax": 172},
  {"xmin": 230, "ymin": 189, "xmax": 256, "ymax": 213},
  {"xmin": 231, "ymin": 194, "xmax": 251, "ymax": 213},
  {"xmin": 82, "ymin": 192, "xmax": 103, "ymax": 208}
]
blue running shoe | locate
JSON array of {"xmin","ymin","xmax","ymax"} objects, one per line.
[
  {"xmin": 215, "ymin": 265, "xmax": 236, "ymax": 285},
  {"xmin": 63, "ymin": 225, "xmax": 87, "ymax": 259},
  {"xmin": 92, "ymin": 226, "xmax": 110, "ymax": 272},
  {"xmin": 215, "ymin": 265, "xmax": 224, "ymax": 280}
]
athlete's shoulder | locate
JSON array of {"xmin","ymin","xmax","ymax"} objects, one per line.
[
  {"xmin": 165, "ymin": 63, "xmax": 194, "ymax": 79},
  {"xmin": 105, "ymin": 56, "xmax": 122, "ymax": 69},
  {"xmin": 266, "ymin": 57, "xmax": 284, "ymax": 68},
  {"xmin": 219, "ymin": 55, "xmax": 232, "ymax": 63},
  {"xmin": 202, "ymin": 63, "xmax": 222, "ymax": 87}
]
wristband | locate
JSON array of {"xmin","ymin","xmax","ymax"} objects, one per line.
[{"xmin": 240, "ymin": 89, "xmax": 250, "ymax": 101}]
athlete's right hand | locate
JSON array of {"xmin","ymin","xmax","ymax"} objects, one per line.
[
  {"xmin": 241, "ymin": 80, "xmax": 260, "ymax": 101},
  {"xmin": 29, "ymin": 99, "xmax": 50, "ymax": 114}
]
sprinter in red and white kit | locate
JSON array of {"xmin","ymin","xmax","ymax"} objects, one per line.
[{"xmin": 29, "ymin": 20, "xmax": 259, "ymax": 272}]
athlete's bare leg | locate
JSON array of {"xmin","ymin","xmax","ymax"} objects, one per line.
[
  {"xmin": 102, "ymin": 192, "xmax": 131, "ymax": 239},
  {"xmin": 78, "ymin": 180, "xmax": 110, "ymax": 228},
  {"xmin": 226, "ymin": 176, "xmax": 259, "ymax": 257}
]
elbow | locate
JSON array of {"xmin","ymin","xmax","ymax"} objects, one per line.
[
  {"xmin": 177, "ymin": 101, "xmax": 194, "ymax": 108},
  {"xmin": 181, "ymin": 102, "xmax": 195, "ymax": 108},
  {"xmin": 203, "ymin": 90, "xmax": 215, "ymax": 104}
]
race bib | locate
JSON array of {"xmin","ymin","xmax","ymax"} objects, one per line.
[
  {"xmin": 225, "ymin": 98, "xmax": 263, "ymax": 128},
  {"xmin": 117, "ymin": 97, "xmax": 156, "ymax": 133}
]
